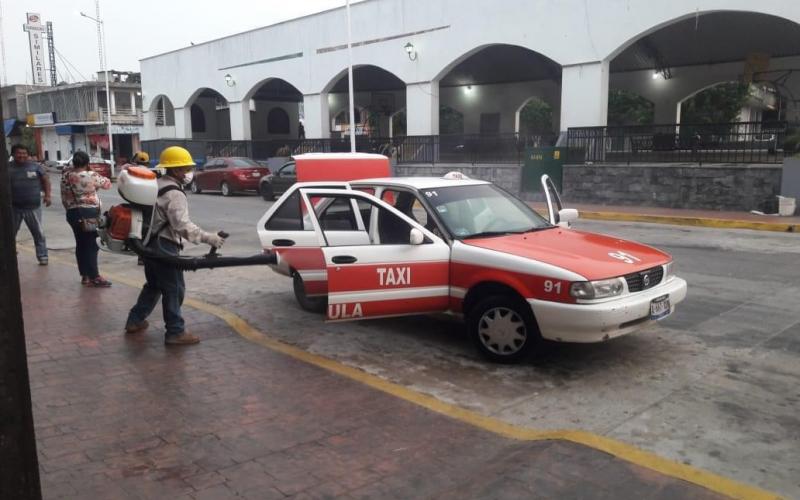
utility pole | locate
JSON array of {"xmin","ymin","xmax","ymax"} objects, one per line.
[
  {"xmin": 46, "ymin": 21, "xmax": 56, "ymax": 86},
  {"xmin": 0, "ymin": 94, "xmax": 42, "ymax": 500},
  {"xmin": 0, "ymin": 0, "xmax": 8, "ymax": 86}
]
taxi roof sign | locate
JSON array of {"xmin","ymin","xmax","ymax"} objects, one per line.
[
  {"xmin": 442, "ymin": 171, "xmax": 470, "ymax": 180},
  {"xmin": 295, "ymin": 152, "xmax": 391, "ymax": 183}
]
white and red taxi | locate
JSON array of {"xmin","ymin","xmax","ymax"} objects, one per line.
[{"xmin": 256, "ymin": 169, "xmax": 687, "ymax": 363}]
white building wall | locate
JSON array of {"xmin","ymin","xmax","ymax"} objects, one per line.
[
  {"xmin": 140, "ymin": 0, "xmax": 800, "ymax": 139},
  {"xmin": 40, "ymin": 129, "xmax": 81, "ymax": 161}
]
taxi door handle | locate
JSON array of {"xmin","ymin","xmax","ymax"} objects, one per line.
[
  {"xmin": 332, "ymin": 255, "xmax": 357, "ymax": 264},
  {"xmin": 272, "ymin": 239, "xmax": 295, "ymax": 247}
]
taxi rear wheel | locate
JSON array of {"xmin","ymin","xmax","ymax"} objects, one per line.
[
  {"xmin": 467, "ymin": 295, "xmax": 540, "ymax": 363},
  {"xmin": 293, "ymin": 273, "xmax": 327, "ymax": 314}
]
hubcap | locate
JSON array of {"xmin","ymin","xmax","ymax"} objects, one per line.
[
  {"xmin": 477, "ymin": 306, "xmax": 527, "ymax": 355},
  {"xmin": 222, "ymin": 184, "xmax": 229, "ymax": 195}
]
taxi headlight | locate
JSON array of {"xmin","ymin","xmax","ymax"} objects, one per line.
[
  {"xmin": 664, "ymin": 261, "xmax": 675, "ymax": 279},
  {"xmin": 570, "ymin": 278, "xmax": 625, "ymax": 300}
]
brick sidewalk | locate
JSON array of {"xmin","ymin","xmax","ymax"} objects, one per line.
[{"xmin": 20, "ymin": 250, "xmax": 726, "ymax": 499}]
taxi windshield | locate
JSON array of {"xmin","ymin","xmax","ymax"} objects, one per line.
[{"xmin": 421, "ymin": 184, "xmax": 552, "ymax": 239}]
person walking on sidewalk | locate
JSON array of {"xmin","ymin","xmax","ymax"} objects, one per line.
[
  {"xmin": 124, "ymin": 146, "xmax": 226, "ymax": 346},
  {"xmin": 61, "ymin": 151, "xmax": 113, "ymax": 287},
  {"xmin": 9, "ymin": 143, "xmax": 51, "ymax": 265}
]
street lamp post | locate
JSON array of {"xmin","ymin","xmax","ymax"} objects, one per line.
[{"xmin": 80, "ymin": 9, "xmax": 115, "ymax": 178}]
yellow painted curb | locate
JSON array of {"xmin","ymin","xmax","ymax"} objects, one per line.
[
  {"xmin": 579, "ymin": 211, "xmax": 799, "ymax": 233},
  {"xmin": 23, "ymin": 249, "xmax": 784, "ymax": 500}
]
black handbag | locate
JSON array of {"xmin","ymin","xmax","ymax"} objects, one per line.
[{"xmin": 77, "ymin": 207, "xmax": 101, "ymax": 232}]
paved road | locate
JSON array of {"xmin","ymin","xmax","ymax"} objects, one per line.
[{"xmin": 24, "ymin": 176, "xmax": 800, "ymax": 498}]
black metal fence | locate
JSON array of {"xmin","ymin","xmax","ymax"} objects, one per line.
[
  {"xmin": 394, "ymin": 134, "xmax": 557, "ymax": 164},
  {"xmin": 141, "ymin": 133, "xmax": 557, "ymax": 166},
  {"xmin": 566, "ymin": 121, "xmax": 797, "ymax": 165}
]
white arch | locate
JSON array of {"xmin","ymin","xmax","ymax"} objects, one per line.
[
  {"xmin": 606, "ymin": 9, "xmax": 800, "ymax": 62},
  {"xmin": 320, "ymin": 64, "xmax": 406, "ymax": 95},
  {"xmin": 183, "ymin": 86, "xmax": 229, "ymax": 109},
  {"xmin": 432, "ymin": 43, "xmax": 562, "ymax": 84},
  {"xmin": 243, "ymin": 77, "xmax": 303, "ymax": 102}
]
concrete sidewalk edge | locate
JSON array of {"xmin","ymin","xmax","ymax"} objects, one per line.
[{"xmin": 579, "ymin": 210, "xmax": 799, "ymax": 233}]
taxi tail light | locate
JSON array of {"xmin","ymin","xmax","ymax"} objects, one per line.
[{"xmin": 570, "ymin": 278, "xmax": 625, "ymax": 300}]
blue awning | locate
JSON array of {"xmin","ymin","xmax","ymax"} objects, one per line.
[
  {"xmin": 3, "ymin": 118, "xmax": 17, "ymax": 136},
  {"xmin": 56, "ymin": 125, "xmax": 85, "ymax": 135}
]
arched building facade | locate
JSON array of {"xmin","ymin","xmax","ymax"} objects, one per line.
[{"xmin": 140, "ymin": 0, "xmax": 800, "ymax": 142}]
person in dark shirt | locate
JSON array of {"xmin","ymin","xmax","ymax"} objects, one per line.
[{"xmin": 9, "ymin": 144, "xmax": 51, "ymax": 264}]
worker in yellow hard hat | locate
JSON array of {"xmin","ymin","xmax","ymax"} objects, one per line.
[
  {"xmin": 121, "ymin": 151, "xmax": 151, "ymax": 172},
  {"xmin": 124, "ymin": 146, "xmax": 226, "ymax": 345}
]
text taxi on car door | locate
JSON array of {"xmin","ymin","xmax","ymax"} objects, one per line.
[{"xmin": 257, "ymin": 154, "xmax": 687, "ymax": 363}]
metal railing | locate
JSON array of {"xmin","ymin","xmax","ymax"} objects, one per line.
[
  {"xmin": 140, "ymin": 133, "xmax": 558, "ymax": 165},
  {"xmin": 394, "ymin": 133, "xmax": 557, "ymax": 164},
  {"xmin": 566, "ymin": 121, "xmax": 794, "ymax": 164}
]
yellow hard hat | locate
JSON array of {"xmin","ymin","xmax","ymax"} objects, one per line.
[
  {"xmin": 132, "ymin": 151, "xmax": 150, "ymax": 164},
  {"xmin": 156, "ymin": 146, "xmax": 196, "ymax": 169}
]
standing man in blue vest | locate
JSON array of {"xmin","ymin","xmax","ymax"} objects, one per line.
[{"xmin": 9, "ymin": 144, "xmax": 51, "ymax": 265}]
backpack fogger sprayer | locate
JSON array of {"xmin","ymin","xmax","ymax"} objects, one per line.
[{"xmin": 98, "ymin": 167, "xmax": 276, "ymax": 271}]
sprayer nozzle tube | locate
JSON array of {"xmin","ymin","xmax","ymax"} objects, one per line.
[{"xmin": 127, "ymin": 239, "xmax": 277, "ymax": 271}]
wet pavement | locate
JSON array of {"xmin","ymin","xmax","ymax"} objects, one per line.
[{"xmin": 19, "ymin": 251, "xmax": 735, "ymax": 499}]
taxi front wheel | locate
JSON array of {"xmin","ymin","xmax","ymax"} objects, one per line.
[
  {"xmin": 293, "ymin": 273, "xmax": 327, "ymax": 314},
  {"xmin": 467, "ymin": 295, "xmax": 540, "ymax": 363}
]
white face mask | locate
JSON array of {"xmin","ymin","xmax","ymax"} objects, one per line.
[{"xmin": 181, "ymin": 171, "xmax": 194, "ymax": 186}]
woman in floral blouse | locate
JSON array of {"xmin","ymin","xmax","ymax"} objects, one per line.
[{"xmin": 61, "ymin": 151, "xmax": 113, "ymax": 287}]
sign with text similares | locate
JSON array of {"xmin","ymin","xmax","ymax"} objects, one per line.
[{"xmin": 23, "ymin": 12, "xmax": 47, "ymax": 86}]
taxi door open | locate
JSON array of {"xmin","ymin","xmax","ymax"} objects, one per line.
[{"xmin": 298, "ymin": 188, "xmax": 450, "ymax": 321}]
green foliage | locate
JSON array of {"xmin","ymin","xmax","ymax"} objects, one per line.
[
  {"xmin": 518, "ymin": 98, "xmax": 553, "ymax": 134},
  {"xmin": 20, "ymin": 127, "xmax": 37, "ymax": 155},
  {"xmin": 784, "ymin": 129, "xmax": 800, "ymax": 156},
  {"xmin": 608, "ymin": 90, "xmax": 654, "ymax": 126},
  {"xmin": 680, "ymin": 83, "xmax": 751, "ymax": 124},
  {"xmin": 439, "ymin": 105, "xmax": 464, "ymax": 135}
]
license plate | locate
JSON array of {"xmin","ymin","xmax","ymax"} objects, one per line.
[
  {"xmin": 650, "ymin": 294, "xmax": 671, "ymax": 320},
  {"xmin": 252, "ymin": 172, "xmax": 261, "ymax": 177}
]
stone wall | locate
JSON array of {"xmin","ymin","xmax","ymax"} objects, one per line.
[
  {"xmin": 562, "ymin": 164, "xmax": 783, "ymax": 211},
  {"xmin": 395, "ymin": 162, "xmax": 784, "ymax": 211},
  {"xmin": 394, "ymin": 163, "xmax": 522, "ymax": 194}
]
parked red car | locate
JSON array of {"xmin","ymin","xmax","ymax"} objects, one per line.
[
  {"xmin": 88, "ymin": 157, "xmax": 112, "ymax": 179},
  {"xmin": 189, "ymin": 157, "xmax": 270, "ymax": 196}
]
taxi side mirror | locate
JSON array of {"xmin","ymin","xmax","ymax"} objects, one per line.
[
  {"xmin": 557, "ymin": 208, "xmax": 579, "ymax": 228},
  {"xmin": 409, "ymin": 228, "xmax": 425, "ymax": 245}
]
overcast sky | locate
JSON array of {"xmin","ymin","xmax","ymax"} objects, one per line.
[{"xmin": 2, "ymin": 0, "xmax": 360, "ymax": 85}]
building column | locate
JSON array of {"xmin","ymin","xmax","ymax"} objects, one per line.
[
  {"xmin": 142, "ymin": 111, "xmax": 155, "ymax": 140},
  {"xmin": 303, "ymin": 93, "xmax": 330, "ymax": 139},
  {"xmin": 229, "ymin": 100, "xmax": 252, "ymax": 140},
  {"xmin": 173, "ymin": 106, "xmax": 192, "ymax": 138},
  {"xmin": 560, "ymin": 61, "xmax": 610, "ymax": 130},
  {"xmin": 406, "ymin": 82, "xmax": 439, "ymax": 136},
  {"xmin": 110, "ymin": 90, "xmax": 117, "ymax": 114}
]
